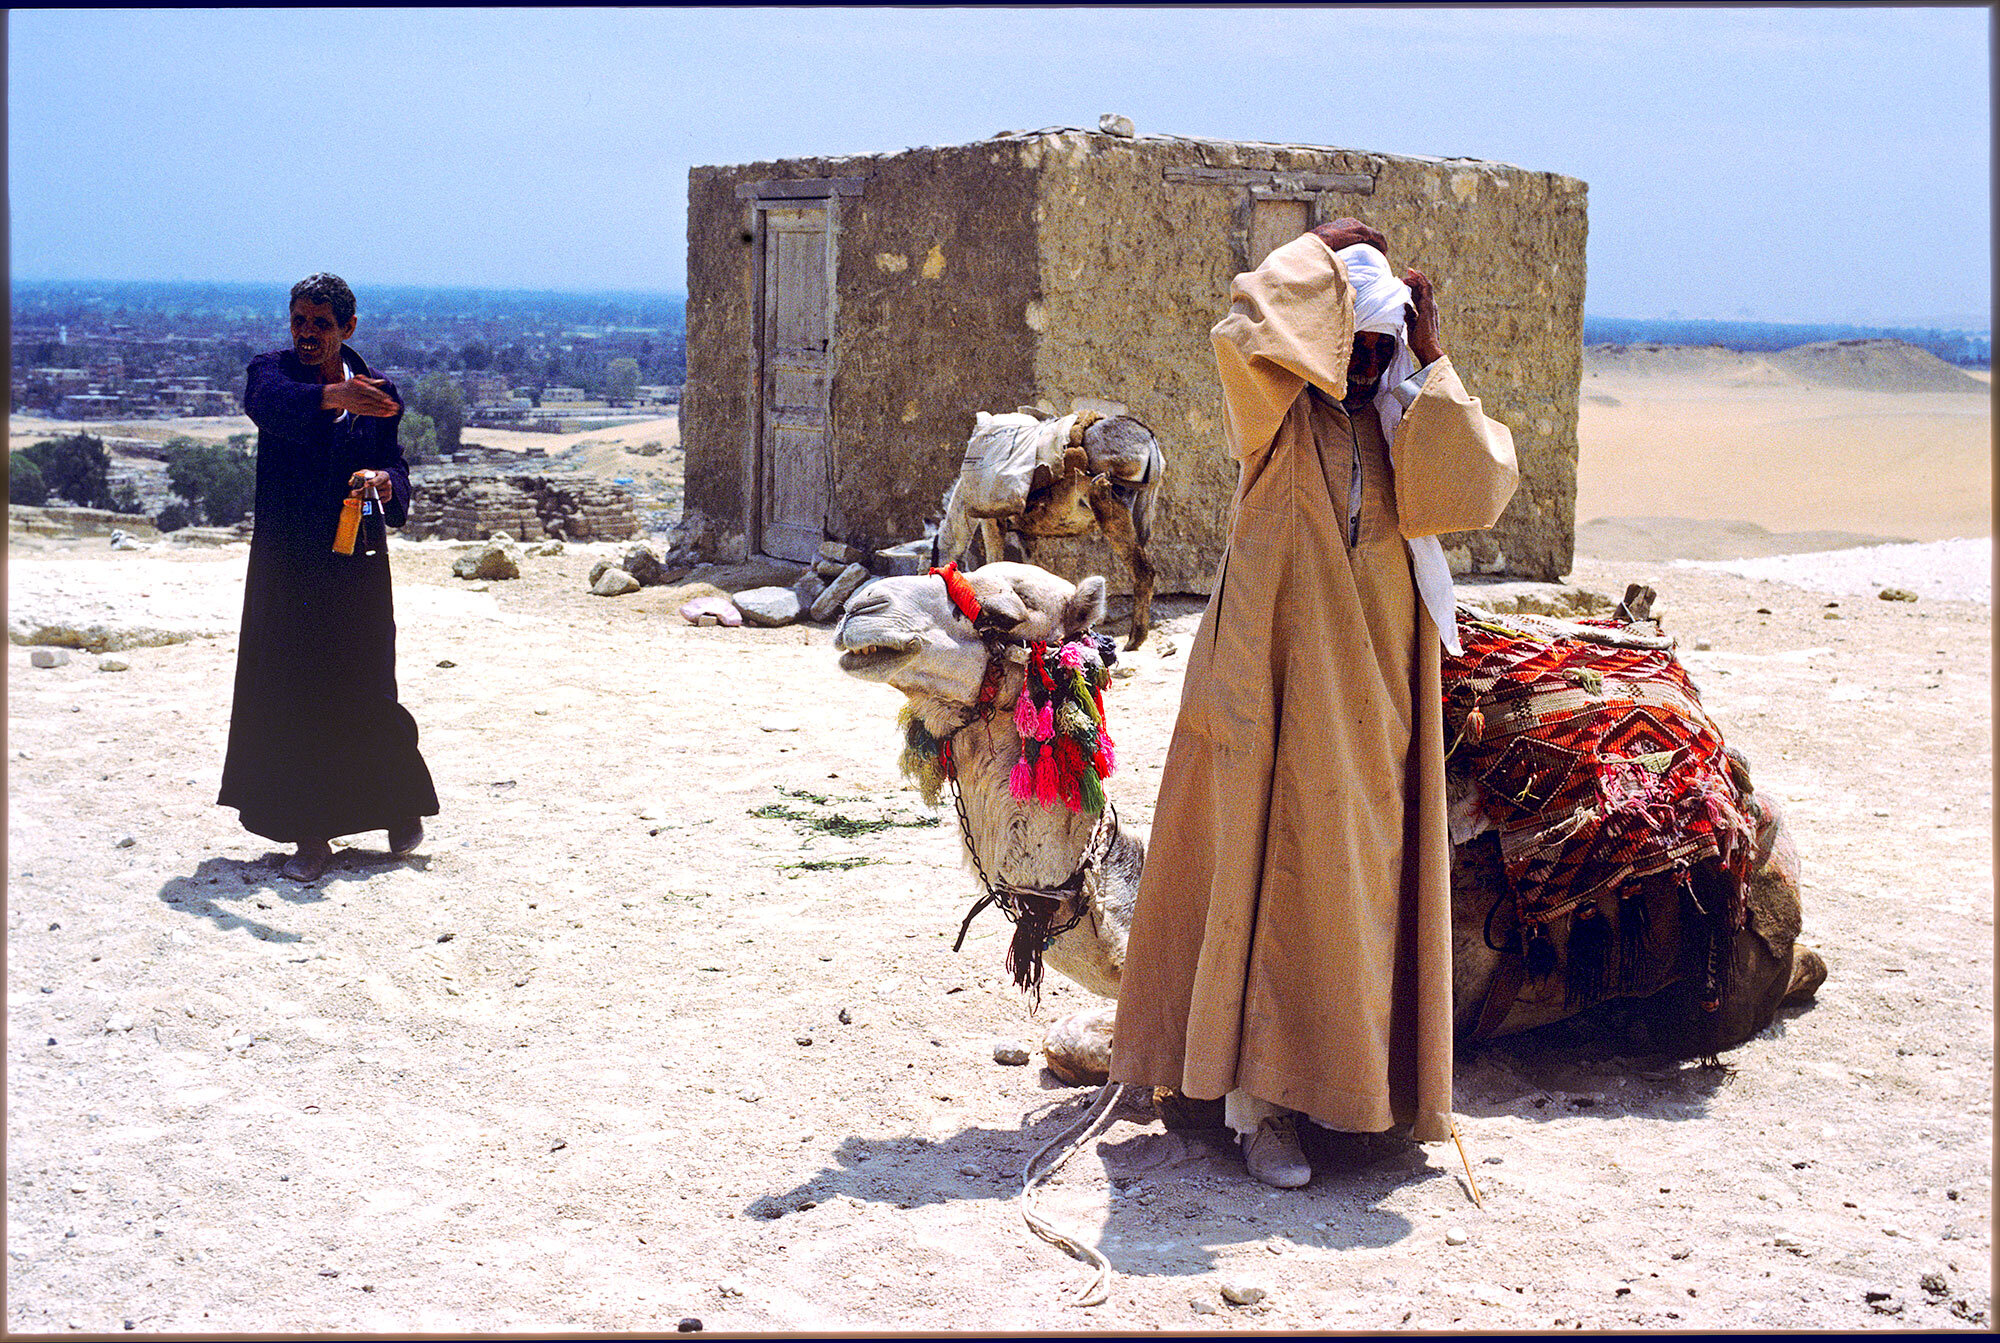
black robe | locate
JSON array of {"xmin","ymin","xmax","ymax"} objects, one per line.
[{"xmin": 217, "ymin": 345, "xmax": 439, "ymax": 843}]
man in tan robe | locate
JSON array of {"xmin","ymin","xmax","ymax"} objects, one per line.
[{"xmin": 1109, "ymin": 220, "xmax": 1517, "ymax": 1186}]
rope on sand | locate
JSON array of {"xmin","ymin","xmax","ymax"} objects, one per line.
[{"xmin": 1018, "ymin": 1081, "xmax": 1126, "ymax": 1307}]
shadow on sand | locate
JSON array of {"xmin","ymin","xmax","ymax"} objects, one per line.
[
  {"xmin": 155, "ymin": 847, "xmax": 429, "ymax": 940},
  {"xmin": 742, "ymin": 1085, "xmax": 1428, "ymax": 1277}
]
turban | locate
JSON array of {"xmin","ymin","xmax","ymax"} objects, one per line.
[{"xmin": 1335, "ymin": 243, "xmax": 1412, "ymax": 337}]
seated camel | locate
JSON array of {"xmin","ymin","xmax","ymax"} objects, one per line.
[
  {"xmin": 835, "ymin": 562, "xmax": 1827, "ymax": 1089},
  {"xmin": 932, "ymin": 409, "xmax": 1164, "ymax": 649}
]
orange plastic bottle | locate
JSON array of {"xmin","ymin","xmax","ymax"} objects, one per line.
[{"xmin": 332, "ymin": 495, "xmax": 363, "ymax": 554}]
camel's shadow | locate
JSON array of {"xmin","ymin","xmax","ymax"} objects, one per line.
[
  {"xmin": 155, "ymin": 850, "xmax": 431, "ymax": 941},
  {"xmin": 745, "ymin": 1086, "xmax": 1425, "ymax": 1274},
  {"xmin": 1451, "ymin": 998, "xmax": 1812, "ymax": 1122}
]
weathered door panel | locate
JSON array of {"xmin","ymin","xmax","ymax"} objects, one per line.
[
  {"xmin": 1249, "ymin": 197, "xmax": 1311, "ymax": 268},
  {"xmin": 757, "ymin": 205, "xmax": 832, "ymax": 562}
]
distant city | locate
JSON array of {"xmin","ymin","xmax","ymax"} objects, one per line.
[
  {"xmin": 9, "ymin": 280, "xmax": 1988, "ymax": 429},
  {"xmin": 10, "ymin": 281, "xmax": 688, "ymax": 430}
]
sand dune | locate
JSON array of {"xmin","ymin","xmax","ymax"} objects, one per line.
[{"xmin": 1577, "ymin": 341, "xmax": 1990, "ymax": 553}]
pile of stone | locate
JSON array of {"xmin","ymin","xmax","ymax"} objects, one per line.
[{"xmin": 407, "ymin": 474, "xmax": 641, "ymax": 543}]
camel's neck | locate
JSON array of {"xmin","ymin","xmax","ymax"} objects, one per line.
[{"xmin": 926, "ymin": 674, "xmax": 1097, "ymax": 890}]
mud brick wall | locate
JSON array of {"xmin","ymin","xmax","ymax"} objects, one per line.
[{"xmin": 686, "ymin": 129, "xmax": 1586, "ymax": 588}]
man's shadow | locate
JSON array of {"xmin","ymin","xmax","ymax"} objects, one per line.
[
  {"xmin": 743, "ymin": 1085, "xmax": 1424, "ymax": 1275},
  {"xmin": 155, "ymin": 849, "xmax": 430, "ymax": 941}
]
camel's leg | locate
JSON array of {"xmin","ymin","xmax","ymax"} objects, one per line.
[
  {"xmin": 976, "ymin": 517, "xmax": 1007, "ymax": 571},
  {"xmin": 1041, "ymin": 1003, "xmax": 1115, "ymax": 1087},
  {"xmin": 1088, "ymin": 486, "xmax": 1155, "ymax": 650}
]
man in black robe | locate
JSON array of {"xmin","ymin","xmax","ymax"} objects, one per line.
[{"xmin": 218, "ymin": 272, "xmax": 439, "ymax": 881}]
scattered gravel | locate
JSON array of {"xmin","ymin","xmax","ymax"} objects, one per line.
[{"xmin": 1675, "ymin": 538, "xmax": 1990, "ymax": 604}]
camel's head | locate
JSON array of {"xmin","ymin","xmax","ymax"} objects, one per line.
[{"xmin": 835, "ymin": 562, "xmax": 1108, "ymax": 709}]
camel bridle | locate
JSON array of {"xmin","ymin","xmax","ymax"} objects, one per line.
[{"xmin": 924, "ymin": 564, "xmax": 1115, "ymax": 997}]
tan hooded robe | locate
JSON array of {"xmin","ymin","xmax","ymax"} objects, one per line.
[{"xmin": 1109, "ymin": 234, "xmax": 1517, "ymax": 1142}]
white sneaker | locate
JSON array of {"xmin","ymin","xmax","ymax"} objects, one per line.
[{"xmin": 1240, "ymin": 1113, "xmax": 1311, "ymax": 1188}]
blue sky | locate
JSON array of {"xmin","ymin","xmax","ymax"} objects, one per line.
[{"xmin": 9, "ymin": 6, "xmax": 1991, "ymax": 325}]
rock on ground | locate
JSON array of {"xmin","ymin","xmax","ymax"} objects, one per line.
[
  {"xmin": 734, "ymin": 587, "xmax": 801, "ymax": 628},
  {"xmin": 591, "ymin": 567, "xmax": 641, "ymax": 597},
  {"xmin": 809, "ymin": 563, "xmax": 870, "ymax": 623},
  {"xmin": 452, "ymin": 544, "xmax": 521, "ymax": 582}
]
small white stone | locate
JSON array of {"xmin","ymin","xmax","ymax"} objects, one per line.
[
  {"xmin": 1445, "ymin": 1226, "xmax": 1469, "ymax": 1246},
  {"xmin": 29, "ymin": 648, "xmax": 69, "ymax": 668},
  {"xmin": 97, "ymin": 659, "xmax": 130, "ymax": 672},
  {"xmin": 992, "ymin": 1041, "xmax": 1031, "ymax": 1066},
  {"xmin": 1219, "ymin": 1279, "xmax": 1268, "ymax": 1305},
  {"xmin": 760, "ymin": 716, "xmax": 801, "ymax": 733},
  {"xmin": 718, "ymin": 1278, "xmax": 744, "ymax": 1297},
  {"xmin": 104, "ymin": 1014, "xmax": 136, "ymax": 1032},
  {"xmin": 1189, "ymin": 1297, "xmax": 1219, "ymax": 1315}
]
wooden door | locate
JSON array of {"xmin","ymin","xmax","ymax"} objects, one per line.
[
  {"xmin": 1249, "ymin": 197, "xmax": 1311, "ymax": 268},
  {"xmin": 757, "ymin": 204, "xmax": 833, "ymax": 562}
]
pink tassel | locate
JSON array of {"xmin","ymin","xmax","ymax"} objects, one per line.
[
  {"xmin": 1009, "ymin": 753, "xmax": 1035, "ymax": 800},
  {"xmin": 1058, "ymin": 641, "xmax": 1086, "ymax": 670},
  {"xmin": 1097, "ymin": 732, "xmax": 1116, "ymax": 776},
  {"xmin": 1036, "ymin": 702, "xmax": 1055, "ymax": 742},
  {"xmin": 1035, "ymin": 752, "xmax": 1060, "ymax": 806},
  {"xmin": 1013, "ymin": 689, "xmax": 1038, "ymax": 738}
]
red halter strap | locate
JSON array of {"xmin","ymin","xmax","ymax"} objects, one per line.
[{"xmin": 929, "ymin": 563, "xmax": 984, "ymax": 625}]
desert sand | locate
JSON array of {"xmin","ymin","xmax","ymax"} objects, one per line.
[{"xmin": 6, "ymin": 349, "xmax": 1991, "ymax": 1331}]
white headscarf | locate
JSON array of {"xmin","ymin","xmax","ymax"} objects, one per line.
[
  {"xmin": 1333, "ymin": 242, "xmax": 1461, "ymax": 655},
  {"xmin": 1334, "ymin": 242, "xmax": 1418, "ymax": 437}
]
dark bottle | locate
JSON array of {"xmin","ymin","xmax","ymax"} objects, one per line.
[{"xmin": 359, "ymin": 485, "xmax": 388, "ymax": 557}]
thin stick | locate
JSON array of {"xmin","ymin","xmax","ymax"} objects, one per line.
[{"xmin": 1450, "ymin": 1120, "xmax": 1485, "ymax": 1208}]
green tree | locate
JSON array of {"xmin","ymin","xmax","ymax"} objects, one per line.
[
  {"xmin": 9, "ymin": 451, "xmax": 49, "ymax": 506},
  {"xmin": 18, "ymin": 434, "xmax": 114, "ymax": 510},
  {"xmin": 154, "ymin": 501, "xmax": 200, "ymax": 533},
  {"xmin": 165, "ymin": 443, "xmax": 256, "ymax": 526},
  {"xmin": 606, "ymin": 357, "xmax": 641, "ymax": 405},
  {"xmin": 411, "ymin": 373, "xmax": 465, "ymax": 457},
  {"xmin": 399, "ymin": 408, "xmax": 438, "ymax": 464},
  {"xmin": 459, "ymin": 340, "xmax": 493, "ymax": 371}
]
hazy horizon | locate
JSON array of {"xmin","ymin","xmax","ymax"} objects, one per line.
[
  {"xmin": 11, "ymin": 277, "xmax": 1989, "ymax": 336},
  {"xmin": 11, "ymin": 8, "xmax": 1990, "ymax": 327}
]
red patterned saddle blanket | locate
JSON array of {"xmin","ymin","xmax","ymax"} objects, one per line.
[{"xmin": 1442, "ymin": 607, "xmax": 1756, "ymax": 1004}]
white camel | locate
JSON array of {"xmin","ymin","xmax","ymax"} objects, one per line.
[{"xmin": 835, "ymin": 563, "xmax": 1825, "ymax": 1088}]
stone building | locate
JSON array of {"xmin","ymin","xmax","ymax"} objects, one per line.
[{"xmin": 684, "ymin": 124, "xmax": 1587, "ymax": 589}]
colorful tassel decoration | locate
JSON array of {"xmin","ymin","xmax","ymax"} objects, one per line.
[
  {"xmin": 1009, "ymin": 753, "xmax": 1035, "ymax": 800},
  {"xmin": 1013, "ymin": 687, "xmax": 1038, "ymax": 738},
  {"xmin": 1035, "ymin": 752, "xmax": 1060, "ymax": 806},
  {"xmin": 1035, "ymin": 701, "xmax": 1055, "ymax": 742}
]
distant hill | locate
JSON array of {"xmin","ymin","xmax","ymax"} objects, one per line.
[
  {"xmin": 1584, "ymin": 338, "xmax": 1989, "ymax": 394},
  {"xmin": 1583, "ymin": 316, "xmax": 1988, "ymax": 369}
]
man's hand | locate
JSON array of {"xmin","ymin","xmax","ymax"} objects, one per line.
[
  {"xmin": 1404, "ymin": 268, "xmax": 1444, "ymax": 367},
  {"xmin": 1309, "ymin": 217, "xmax": 1389, "ymax": 256},
  {"xmin": 347, "ymin": 469, "xmax": 395, "ymax": 501},
  {"xmin": 323, "ymin": 375, "xmax": 400, "ymax": 418}
]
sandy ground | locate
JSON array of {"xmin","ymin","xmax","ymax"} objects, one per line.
[
  {"xmin": 7, "ymin": 360, "xmax": 1993, "ymax": 1332},
  {"xmin": 1576, "ymin": 368, "xmax": 1990, "ymax": 545}
]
